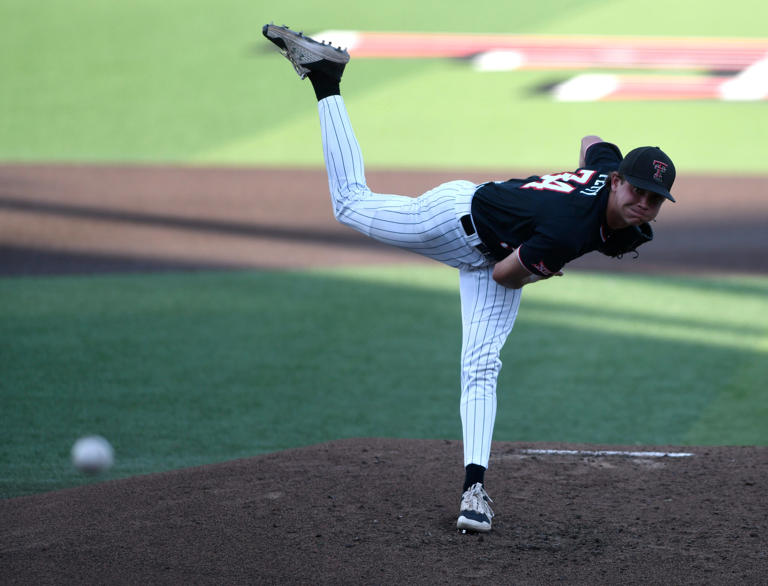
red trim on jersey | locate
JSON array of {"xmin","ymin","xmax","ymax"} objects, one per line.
[{"xmin": 514, "ymin": 246, "xmax": 532, "ymax": 272}]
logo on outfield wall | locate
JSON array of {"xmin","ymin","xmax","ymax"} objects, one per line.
[{"xmin": 313, "ymin": 31, "xmax": 768, "ymax": 102}]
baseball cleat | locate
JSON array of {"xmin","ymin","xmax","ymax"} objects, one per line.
[
  {"xmin": 262, "ymin": 24, "xmax": 349, "ymax": 81},
  {"xmin": 457, "ymin": 482, "xmax": 495, "ymax": 533}
]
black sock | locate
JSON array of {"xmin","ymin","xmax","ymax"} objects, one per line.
[
  {"xmin": 308, "ymin": 71, "xmax": 340, "ymax": 101},
  {"xmin": 463, "ymin": 464, "xmax": 486, "ymax": 491}
]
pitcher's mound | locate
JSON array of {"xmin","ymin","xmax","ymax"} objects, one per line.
[{"xmin": 2, "ymin": 438, "xmax": 767, "ymax": 584}]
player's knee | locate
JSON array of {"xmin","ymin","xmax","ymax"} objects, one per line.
[
  {"xmin": 330, "ymin": 185, "xmax": 372, "ymax": 225},
  {"xmin": 462, "ymin": 363, "xmax": 502, "ymax": 389},
  {"xmin": 462, "ymin": 349, "xmax": 502, "ymax": 372}
]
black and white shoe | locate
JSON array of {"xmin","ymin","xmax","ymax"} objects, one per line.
[
  {"xmin": 262, "ymin": 24, "xmax": 349, "ymax": 81},
  {"xmin": 457, "ymin": 482, "xmax": 495, "ymax": 533}
]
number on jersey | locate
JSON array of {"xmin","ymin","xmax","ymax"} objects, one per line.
[{"xmin": 521, "ymin": 170, "xmax": 596, "ymax": 193}]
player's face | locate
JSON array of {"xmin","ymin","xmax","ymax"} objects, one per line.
[{"xmin": 609, "ymin": 174, "xmax": 665, "ymax": 227}]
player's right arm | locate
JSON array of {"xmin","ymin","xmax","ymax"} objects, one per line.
[{"xmin": 492, "ymin": 249, "xmax": 561, "ymax": 289}]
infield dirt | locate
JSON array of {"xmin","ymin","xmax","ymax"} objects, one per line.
[
  {"xmin": 2, "ymin": 439, "xmax": 767, "ymax": 584},
  {"xmin": 1, "ymin": 164, "xmax": 767, "ymax": 584},
  {"xmin": 2, "ymin": 164, "xmax": 768, "ymax": 276}
]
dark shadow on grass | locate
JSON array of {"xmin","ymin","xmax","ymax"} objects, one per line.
[
  {"xmin": 0, "ymin": 196, "xmax": 380, "ymax": 249},
  {"xmin": 3, "ymin": 194, "xmax": 768, "ymax": 277},
  {"xmin": 0, "ymin": 245, "xmax": 240, "ymax": 277}
]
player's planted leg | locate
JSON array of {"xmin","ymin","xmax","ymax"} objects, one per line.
[
  {"xmin": 459, "ymin": 268, "xmax": 521, "ymax": 469},
  {"xmin": 456, "ymin": 267, "xmax": 521, "ymax": 532}
]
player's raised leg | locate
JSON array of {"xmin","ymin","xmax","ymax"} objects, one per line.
[
  {"xmin": 318, "ymin": 97, "xmax": 494, "ymax": 268},
  {"xmin": 264, "ymin": 24, "xmax": 488, "ymax": 269}
]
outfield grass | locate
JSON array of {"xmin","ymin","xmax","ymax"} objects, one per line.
[
  {"xmin": 1, "ymin": 0, "xmax": 767, "ymax": 171},
  {"xmin": 2, "ymin": 267, "xmax": 766, "ymax": 497}
]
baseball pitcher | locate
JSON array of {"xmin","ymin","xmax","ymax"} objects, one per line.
[{"xmin": 263, "ymin": 24, "xmax": 676, "ymax": 533}]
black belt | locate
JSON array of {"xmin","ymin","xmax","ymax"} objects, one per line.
[{"xmin": 460, "ymin": 214, "xmax": 494, "ymax": 259}]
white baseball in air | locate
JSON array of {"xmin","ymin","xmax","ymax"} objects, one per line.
[{"xmin": 71, "ymin": 435, "xmax": 114, "ymax": 474}]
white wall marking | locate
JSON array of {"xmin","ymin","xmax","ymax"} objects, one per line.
[
  {"xmin": 719, "ymin": 54, "xmax": 768, "ymax": 101},
  {"xmin": 472, "ymin": 50, "xmax": 526, "ymax": 72},
  {"xmin": 313, "ymin": 30, "xmax": 362, "ymax": 53},
  {"xmin": 553, "ymin": 74, "xmax": 619, "ymax": 101}
]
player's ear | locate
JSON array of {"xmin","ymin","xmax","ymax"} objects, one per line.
[{"xmin": 610, "ymin": 171, "xmax": 622, "ymax": 189}]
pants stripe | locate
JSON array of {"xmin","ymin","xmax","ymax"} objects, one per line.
[{"xmin": 460, "ymin": 269, "xmax": 521, "ymax": 468}]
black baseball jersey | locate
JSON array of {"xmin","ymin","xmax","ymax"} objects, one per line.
[{"xmin": 471, "ymin": 142, "xmax": 623, "ymax": 276}]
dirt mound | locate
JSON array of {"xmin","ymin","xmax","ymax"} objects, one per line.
[{"xmin": 2, "ymin": 438, "xmax": 766, "ymax": 584}]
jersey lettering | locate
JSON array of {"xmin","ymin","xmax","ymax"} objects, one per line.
[
  {"xmin": 579, "ymin": 173, "xmax": 608, "ymax": 197},
  {"xmin": 521, "ymin": 170, "xmax": 596, "ymax": 194}
]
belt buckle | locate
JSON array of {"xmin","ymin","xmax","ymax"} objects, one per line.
[{"xmin": 475, "ymin": 242, "xmax": 493, "ymax": 260}]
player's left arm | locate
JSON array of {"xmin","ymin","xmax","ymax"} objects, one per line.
[{"xmin": 492, "ymin": 249, "xmax": 562, "ymax": 289}]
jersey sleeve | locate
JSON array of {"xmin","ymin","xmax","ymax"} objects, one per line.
[
  {"xmin": 584, "ymin": 142, "xmax": 622, "ymax": 170},
  {"xmin": 516, "ymin": 236, "xmax": 569, "ymax": 277}
]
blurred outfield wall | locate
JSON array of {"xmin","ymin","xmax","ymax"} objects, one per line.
[{"xmin": 0, "ymin": 0, "xmax": 766, "ymax": 172}]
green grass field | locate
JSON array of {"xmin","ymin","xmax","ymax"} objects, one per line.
[
  {"xmin": 2, "ymin": 268, "xmax": 767, "ymax": 497},
  {"xmin": 1, "ymin": 0, "xmax": 767, "ymax": 171},
  {"xmin": 2, "ymin": 0, "xmax": 768, "ymax": 497}
]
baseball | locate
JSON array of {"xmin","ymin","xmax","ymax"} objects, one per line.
[{"xmin": 71, "ymin": 435, "xmax": 114, "ymax": 474}]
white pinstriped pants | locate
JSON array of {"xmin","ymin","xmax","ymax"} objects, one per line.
[{"xmin": 318, "ymin": 96, "xmax": 522, "ymax": 468}]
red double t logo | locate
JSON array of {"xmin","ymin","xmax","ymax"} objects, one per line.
[{"xmin": 652, "ymin": 160, "xmax": 668, "ymax": 182}]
